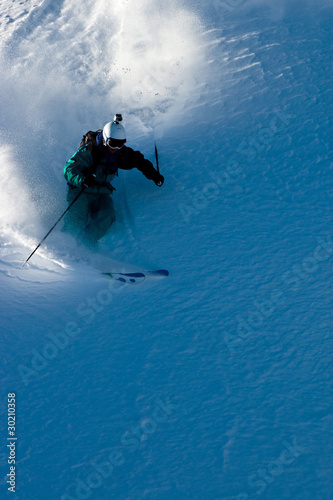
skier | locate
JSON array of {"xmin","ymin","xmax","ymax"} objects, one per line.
[{"xmin": 63, "ymin": 115, "xmax": 164, "ymax": 244}]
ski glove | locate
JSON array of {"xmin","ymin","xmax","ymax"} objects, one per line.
[
  {"xmin": 154, "ymin": 173, "xmax": 164, "ymax": 187},
  {"xmin": 82, "ymin": 174, "xmax": 96, "ymax": 188}
]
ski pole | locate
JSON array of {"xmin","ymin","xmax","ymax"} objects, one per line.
[
  {"xmin": 23, "ymin": 186, "xmax": 86, "ymax": 266},
  {"xmin": 155, "ymin": 143, "xmax": 160, "ymax": 173}
]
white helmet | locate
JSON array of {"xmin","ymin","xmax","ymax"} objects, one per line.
[{"xmin": 103, "ymin": 114, "xmax": 126, "ymax": 147}]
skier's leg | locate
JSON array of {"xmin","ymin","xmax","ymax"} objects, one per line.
[
  {"xmin": 62, "ymin": 187, "xmax": 90, "ymax": 238},
  {"xmin": 86, "ymin": 195, "xmax": 116, "ymax": 242}
]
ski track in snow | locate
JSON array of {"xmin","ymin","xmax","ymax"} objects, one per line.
[{"xmin": 1, "ymin": 0, "xmax": 333, "ymax": 499}]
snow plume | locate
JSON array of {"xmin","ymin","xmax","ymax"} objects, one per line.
[
  {"xmin": 108, "ymin": 0, "xmax": 208, "ymax": 129},
  {"xmin": 1, "ymin": 0, "xmax": 208, "ymax": 135},
  {"xmin": 0, "ymin": 0, "xmax": 208, "ymax": 241},
  {"xmin": 0, "ymin": 145, "xmax": 37, "ymax": 243}
]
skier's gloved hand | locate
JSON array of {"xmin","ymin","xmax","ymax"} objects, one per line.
[
  {"xmin": 83, "ymin": 174, "xmax": 97, "ymax": 188},
  {"xmin": 154, "ymin": 173, "xmax": 164, "ymax": 187}
]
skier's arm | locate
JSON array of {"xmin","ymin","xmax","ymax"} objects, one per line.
[
  {"xmin": 64, "ymin": 147, "xmax": 94, "ymax": 187},
  {"xmin": 121, "ymin": 149, "xmax": 164, "ymax": 186}
]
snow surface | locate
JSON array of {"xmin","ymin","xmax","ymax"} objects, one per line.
[{"xmin": 1, "ymin": 0, "xmax": 333, "ymax": 499}]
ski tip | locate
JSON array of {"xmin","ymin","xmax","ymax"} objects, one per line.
[{"xmin": 154, "ymin": 269, "xmax": 169, "ymax": 276}]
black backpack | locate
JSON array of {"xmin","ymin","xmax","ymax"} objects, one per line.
[
  {"xmin": 78, "ymin": 130, "xmax": 103, "ymax": 171},
  {"xmin": 79, "ymin": 129, "xmax": 102, "ymax": 149}
]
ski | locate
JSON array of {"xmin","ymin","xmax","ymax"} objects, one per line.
[{"xmin": 102, "ymin": 269, "xmax": 169, "ymax": 283}]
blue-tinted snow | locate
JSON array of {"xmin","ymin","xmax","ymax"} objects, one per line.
[{"xmin": 0, "ymin": 1, "xmax": 332, "ymax": 499}]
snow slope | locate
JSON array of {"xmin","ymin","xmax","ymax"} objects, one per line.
[{"xmin": 1, "ymin": 0, "xmax": 333, "ymax": 499}]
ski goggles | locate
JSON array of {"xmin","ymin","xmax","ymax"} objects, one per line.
[{"xmin": 106, "ymin": 138, "xmax": 126, "ymax": 149}]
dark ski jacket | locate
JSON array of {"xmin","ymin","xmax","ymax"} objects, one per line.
[{"xmin": 64, "ymin": 131, "xmax": 160, "ymax": 195}]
